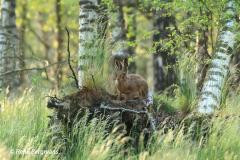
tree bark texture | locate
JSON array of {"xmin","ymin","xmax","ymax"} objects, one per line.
[
  {"xmin": 78, "ymin": 0, "xmax": 102, "ymax": 87},
  {"xmin": 0, "ymin": 0, "xmax": 21, "ymax": 91},
  {"xmin": 197, "ymin": 1, "xmax": 236, "ymax": 114}
]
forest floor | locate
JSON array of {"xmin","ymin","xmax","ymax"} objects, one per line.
[{"xmin": 0, "ymin": 87, "xmax": 240, "ymax": 160}]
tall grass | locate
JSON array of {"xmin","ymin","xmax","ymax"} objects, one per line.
[{"xmin": 0, "ymin": 87, "xmax": 239, "ymax": 160}]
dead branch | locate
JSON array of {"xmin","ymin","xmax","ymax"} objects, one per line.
[
  {"xmin": 100, "ymin": 103, "xmax": 148, "ymax": 114},
  {"xmin": 47, "ymin": 96, "xmax": 65, "ymax": 109},
  {"xmin": 91, "ymin": 74, "xmax": 97, "ymax": 91},
  {"xmin": 0, "ymin": 60, "xmax": 67, "ymax": 77},
  {"xmin": 100, "ymin": 103, "xmax": 156, "ymax": 131},
  {"xmin": 65, "ymin": 27, "xmax": 79, "ymax": 89}
]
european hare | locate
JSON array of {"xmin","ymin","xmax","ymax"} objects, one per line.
[{"xmin": 114, "ymin": 58, "xmax": 148, "ymax": 100}]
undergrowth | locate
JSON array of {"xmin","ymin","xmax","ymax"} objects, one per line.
[{"xmin": 0, "ymin": 87, "xmax": 239, "ymax": 160}]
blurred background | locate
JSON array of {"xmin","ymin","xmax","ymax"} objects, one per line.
[{"xmin": 0, "ymin": 0, "xmax": 239, "ymax": 98}]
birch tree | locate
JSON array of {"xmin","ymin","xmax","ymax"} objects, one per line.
[
  {"xmin": 0, "ymin": 0, "xmax": 21, "ymax": 91},
  {"xmin": 0, "ymin": 17, "xmax": 4, "ymax": 90},
  {"xmin": 197, "ymin": 1, "xmax": 236, "ymax": 114},
  {"xmin": 78, "ymin": 0, "xmax": 102, "ymax": 87}
]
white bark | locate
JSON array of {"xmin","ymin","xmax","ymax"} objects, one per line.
[
  {"xmin": 78, "ymin": 0, "xmax": 101, "ymax": 87},
  {"xmin": 0, "ymin": 17, "xmax": 4, "ymax": 89},
  {"xmin": 197, "ymin": 1, "xmax": 236, "ymax": 114},
  {"xmin": 0, "ymin": 0, "xmax": 20, "ymax": 90}
]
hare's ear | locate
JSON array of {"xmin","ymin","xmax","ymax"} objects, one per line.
[
  {"xmin": 115, "ymin": 60, "xmax": 123, "ymax": 70},
  {"xmin": 123, "ymin": 58, "xmax": 128, "ymax": 72}
]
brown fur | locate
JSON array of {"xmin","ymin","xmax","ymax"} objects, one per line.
[{"xmin": 115, "ymin": 71, "xmax": 148, "ymax": 100}]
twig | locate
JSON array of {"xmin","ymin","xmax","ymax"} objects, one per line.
[
  {"xmin": 46, "ymin": 95, "xmax": 63, "ymax": 102},
  {"xmin": 91, "ymin": 74, "xmax": 97, "ymax": 91},
  {"xmin": 0, "ymin": 61, "xmax": 67, "ymax": 77},
  {"xmin": 100, "ymin": 103, "xmax": 148, "ymax": 114},
  {"xmin": 100, "ymin": 103, "xmax": 156, "ymax": 131},
  {"xmin": 65, "ymin": 27, "xmax": 79, "ymax": 89}
]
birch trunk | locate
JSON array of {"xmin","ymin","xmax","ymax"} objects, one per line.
[
  {"xmin": 0, "ymin": 0, "xmax": 21, "ymax": 91},
  {"xmin": 79, "ymin": 0, "xmax": 101, "ymax": 87},
  {"xmin": 197, "ymin": 1, "xmax": 236, "ymax": 114},
  {"xmin": 0, "ymin": 17, "xmax": 4, "ymax": 89}
]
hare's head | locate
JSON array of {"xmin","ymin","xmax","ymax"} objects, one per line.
[{"xmin": 114, "ymin": 58, "xmax": 128, "ymax": 80}]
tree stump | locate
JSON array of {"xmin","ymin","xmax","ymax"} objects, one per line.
[{"xmin": 47, "ymin": 87, "xmax": 155, "ymax": 133}]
